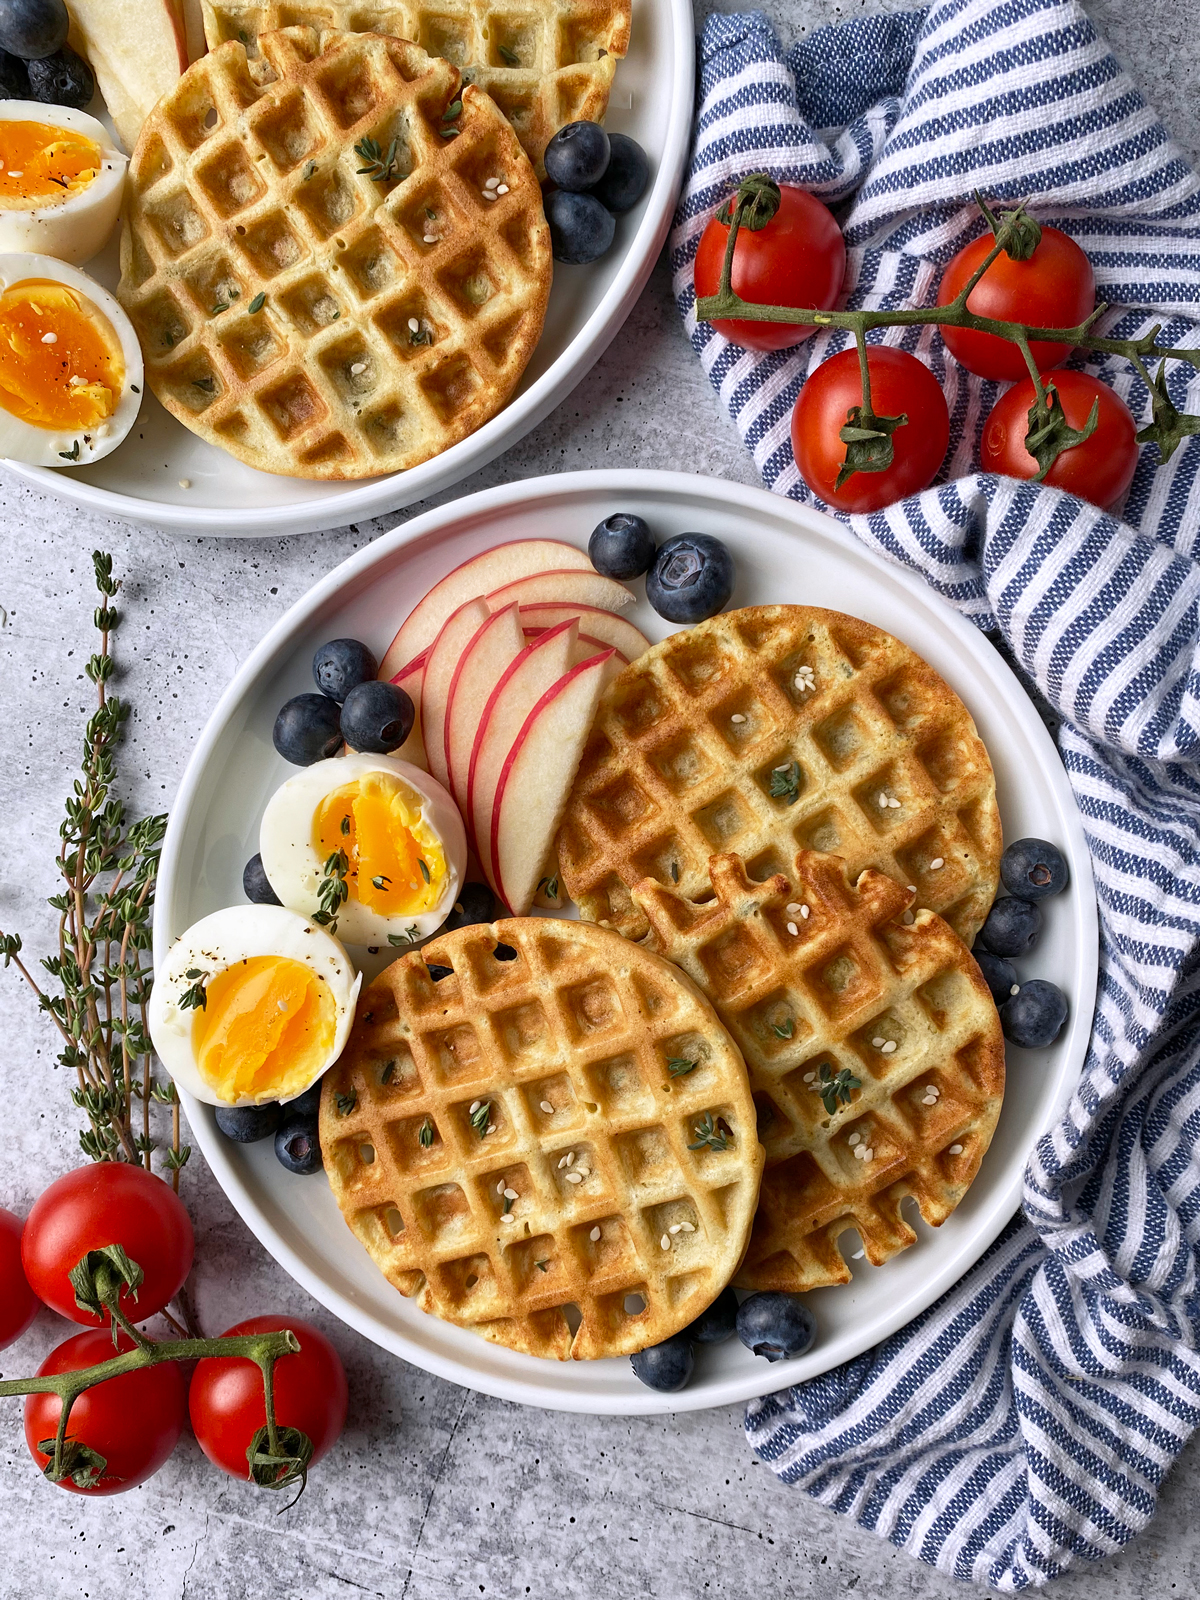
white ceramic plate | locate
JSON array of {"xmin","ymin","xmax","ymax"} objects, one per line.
[
  {"xmin": 1, "ymin": 2, "xmax": 692, "ymax": 537},
  {"xmin": 155, "ymin": 469, "xmax": 1097, "ymax": 1414}
]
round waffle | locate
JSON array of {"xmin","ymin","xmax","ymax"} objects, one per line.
[
  {"xmin": 633, "ymin": 850, "xmax": 1006, "ymax": 1292},
  {"xmin": 556, "ymin": 605, "xmax": 1002, "ymax": 946},
  {"xmin": 118, "ymin": 28, "xmax": 552, "ymax": 479},
  {"xmin": 200, "ymin": 0, "xmax": 632, "ymax": 175},
  {"xmin": 319, "ymin": 917, "xmax": 764, "ymax": 1359}
]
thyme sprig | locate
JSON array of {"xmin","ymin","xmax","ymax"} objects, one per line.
[
  {"xmin": 313, "ymin": 848, "xmax": 349, "ymax": 932},
  {"xmin": 688, "ymin": 1112, "xmax": 732, "ymax": 1152},
  {"xmin": 0, "ymin": 554, "xmax": 185, "ymax": 1183},
  {"xmin": 354, "ymin": 135, "xmax": 402, "ymax": 182},
  {"xmin": 811, "ymin": 1061, "xmax": 861, "ymax": 1116}
]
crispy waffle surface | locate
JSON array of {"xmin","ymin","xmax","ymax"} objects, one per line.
[
  {"xmin": 118, "ymin": 29, "xmax": 552, "ymax": 479},
  {"xmin": 633, "ymin": 850, "xmax": 1006, "ymax": 1292},
  {"xmin": 556, "ymin": 606, "xmax": 1002, "ymax": 946},
  {"xmin": 319, "ymin": 917, "xmax": 765, "ymax": 1359},
  {"xmin": 201, "ymin": 0, "xmax": 631, "ymax": 174}
]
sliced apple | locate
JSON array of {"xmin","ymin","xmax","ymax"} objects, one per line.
[
  {"xmin": 380, "ymin": 540, "xmax": 593, "ymax": 679},
  {"xmin": 521, "ymin": 603, "xmax": 650, "ymax": 663},
  {"xmin": 389, "ymin": 654, "xmax": 428, "ymax": 770},
  {"xmin": 179, "ymin": 0, "xmax": 207, "ymax": 60},
  {"xmin": 469, "ymin": 620, "xmax": 579, "ymax": 881},
  {"xmin": 69, "ymin": 0, "xmax": 188, "ymax": 153},
  {"xmin": 421, "ymin": 598, "xmax": 491, "ymax": 790},
  {"xmin": 491, "ymin": 652, "xmax": 616, "ymax": 914},
  {"xmin": 444, "ymin": 603, "xmax": 526, "ymax": 807},
  {"xmin": 485, "ymin": 569, "xmax": 634, "ymax": 617}
]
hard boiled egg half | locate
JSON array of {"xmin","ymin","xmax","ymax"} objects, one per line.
[
  {"xmin": 0, "ymin": 104, "xmax": 126, "ymax": 266},
  {"xmin": 0, "ymin": 253, "xmax": 143, "ymax": 466},
  {"xmin": 260, "ymin": 753, "xmax": 467, "ymax": 947},
  {"xmin": 149, "ymin": 905, "xmax": 361, "ymax": 1108}
]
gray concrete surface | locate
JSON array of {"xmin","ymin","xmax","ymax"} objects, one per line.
[{"xmin": 2, "ymin": 2, "xmax": 1198, "ymax": 1596}]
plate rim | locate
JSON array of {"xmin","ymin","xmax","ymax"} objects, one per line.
[
  {"xmin": 155, "ymin": 467, "xmax": 1098, "ymax": 1414},
  {"xmin": 0, "ymin": 0, "xmax": 695, "ymax": 538}
]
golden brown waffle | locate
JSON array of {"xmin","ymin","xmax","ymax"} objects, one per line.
[
  {"xmin": 118, "ymin": 28, "xmax": 552, "ymax": 479},
  {"xmin": 633, "ymin": 851, "xmax": 1006, "ymax": 1292},
  {"xmin": 201, "ymin": 0, "xmax": 631, "ymax": 174},
  {"xmin": 319, "ymin": 917, "xmax": 764, "ymax": 1359},
  {"xmin": 557, "ymin": 605, "xmax": 1002, "ymax": 945}
]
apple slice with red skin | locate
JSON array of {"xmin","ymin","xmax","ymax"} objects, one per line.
[
  {"xmin": 469, "ymin": 620, "xmax": 580, "ymax": 879},
  {"xmin": 69, "ymin": 0, "xmax": 187, "ymax": 153},
  {"xmin": 484, "ymin": 568, "xmax": 634, "ymax": 618},
  {"xmin": 444, "ymin": 603, "xmax": 526, "ymax": 807},
  {"xmin": 490, "ymin": 651, "xmax": 617, "ymax": 914},
  {"xmin": 389, "ymin": 653, "xmax": 428, "ymax": 770},
  {"xmin": 520, "ymin": 603, "xmax": 650, "ymax": 663},
  {"xmin": 421, "ymin": 598, "xmax": 492, "ymax": 790},
  {"xmin": 380, "ymin": 540, "xmax": 593, "ymax": 680}
]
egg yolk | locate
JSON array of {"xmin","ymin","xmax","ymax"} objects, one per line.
[
  {"xmin": 314, "ymin": 772, "xmax": 448, "ymax": 916},
  {"xmin": 0, "ymin": 122, "xmax": 101, "ymax": 207},
  {"xmin": 0, "ymin": 279, "xmax": 124, "ymax": 432},
  {"xmin": 191, "ymin": 955, "xmax": 336, "ymax": 1103}
]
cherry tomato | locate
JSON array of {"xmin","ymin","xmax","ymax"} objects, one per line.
[
  {"xmin": 0, "ymin": 1207, "xmax": 39, "ymax": 1349},
  {"xmin": 790, "ymin": 345, "xmax": 951, "ymax": 513},
  {"xmin": 979, "ymin": 370, "xmax": 1139, "ymax": 509},
  {"xmin": 937, "ymin": 225, "xmax": 1095, "ymax": 381},
  {"xmin": 22, "ymin": 1163, "xmax": 194, "ymax": 1326},
  {"xmin": 188, "ymin": 1315, "xmax": 348, "ymax": 1481},
  {"xmin": 24, "ymin": 1327, "xmax": 187, "ymax": 1495},
  {"xmin": 694, "ymin": 184, "xmax": 846, "ymax": 352}
]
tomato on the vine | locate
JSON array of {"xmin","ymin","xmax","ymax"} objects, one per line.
[
  {"xmin": 189, "ymin": 1315, "xmax": 348, "ymax": 1481},
  {"xmin": 0, "ymin": 1207, "xmax": 38, "ymax": 1349},
  {"xmin": 24, "ymin": 1327, "xmax": 187, "ymax": 1495},
  {"xmin": 937, "ymin": 225, "xmax": 1095, "ymax": 381},
  {"xmin": 790, "ymin": 345, "xmax": 951, "ymax": 512},
  {"xmin": 21, "ymin": 1163, "xmax": 194, "ymax": 1326},
  {"xmin": 693, "ymin": 185, "xmax": 846, "ymax": 352},
  {"xmin": 979, "ymin": 370, "xmax": 1138, "ymax": 509}
]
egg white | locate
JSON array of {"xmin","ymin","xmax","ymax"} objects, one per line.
[
  {"xmin": 0, "ymin": 103, "xmax": 126, "ymax": 265},
  {"xmin": 259, "ymin": 752, "xmax": 467, "ymax": 948},
  {"xmin": 148, "ymin": 904, "xmax": 362, "ymax": 1108},
  {"xmin": 0, "ymin": 252, "xmax": 143, "ymax": 466}
]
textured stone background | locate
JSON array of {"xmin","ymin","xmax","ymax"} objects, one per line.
[{"xmin": 3, "ymin": 2, "xmax": 1200, "ymax": 1596}]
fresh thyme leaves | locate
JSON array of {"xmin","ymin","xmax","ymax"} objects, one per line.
[
  {"xmin": 387, "ymin": 926, "xmax": 421, "ymax": 947},
  {"xmin": 772, "ymin": 1017, "xmax": 795, "ymax": 1039},
  {"xmin": 535, "ymin": 1258, "xmax": 550, "ymax": 1272},
  {"xmin": 418, "ymin": 1115, "xmax": 434, "ymax": 1148},
  {"xmin": 340, "ymin": 814, "xmax": 350, "ymax": 835},
  {"xmin": 381, "ymin": 1060, "xmax": 397, "ymax": 1084},
  {"xmin": 303, "ymin": 159, "xmax": 318, "ymax": 181},
  {"xmin": 192, "ymin": 376, "xmax": 216, "ymax": 393},
  {"xmin": 502, "ymin": 1193, "xmax": 514, "ymax": 1215},
  {"xmin": 418, "ymin": 859, "xmax": 431, "ymax": 884},
  {"xmin": 59, "ymin": 440, "xmax": 81, "ymax": 461},
  {"xmin": 768, "ymin": 761, "xmax": 802, "ymax": 804},
  {"xmin": 667, "ymin": 1056, "xmax": 697, "ymax": 1077},
  {"xmin": 469, "ymin": 1100, "xmax": 492, "ymax": 1138},
  {"xmin": 537, "ymin": 873, "xmax": 560, "ymax": 900},
  {"xmin": 354, "ymin": 135, "xmax": 402, "ymax": 182},
  {"xmin": 211, "ymin": 300, "xmax": 230, "ymax": 315},
  {"xmin": 498, "ymin": 44, "xmax": 519, "ymax": 63},
  {"xmin": 372, "ymin": 874, "xmax": 391, "ymax": 890},
  {"xmin": 670, "ymin": 861, "xmax": 680, "ymax": 883},
  {"xmin": 408, "ymin": 324, "xmax": 432, "ymax": 345},
  {"xmin": 688, "ymin": 1112, "xmax": 732, "ymax": 1152},
  {"xmin": 440, "ymin": 97, "xmax": 463, "ymax": 138},
  {"xmin": 247, "ymin": 292, "xmax": 266, "ymax": 314},
  {"xmin": 313, "ymin": 848, "xmax": 349, "ymax": 932},
  {"xmin": 335, "ymin": 1090, "xmax": 357, "ymax": 1117},
  {"xmin": 811, "ymin": 1061, "xmax": 861, "ymax": 1116},
  {"xmin": 178, "ymin": 968, "xmax": 209, "ymax": 1012}
]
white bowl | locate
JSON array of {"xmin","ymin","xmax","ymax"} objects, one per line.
[
  {"xmin": 155, "ymin": 469, "xmax": 1097, "ymax": 1413},
  {"xmin": 1, "ymin": 1, "xmax": 694, "ymax": 536}
]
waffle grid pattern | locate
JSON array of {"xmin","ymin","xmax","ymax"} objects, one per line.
[
  {"xmin": 201, "ymin": 0, "xmax": 632, "ymax": 172},
  {"xmin": 556, "ymin": 606, "xmax": 1002, "ymax": 945},
  {"xmin": 320, "ymin": 917, "xmax": 763, "ymax": 1359},
  {"xmin": 118, "ymin": 29, "xmax": 551, "ymax": 479},
  {"xmin": 634, "ymin": 852, "xmax": 1006, "ymax": 1292}
]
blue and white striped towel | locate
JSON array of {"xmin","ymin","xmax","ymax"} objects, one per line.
[{"xmin": 671, "ymin": 0, "xmax": 1200, "ymax": 1588}]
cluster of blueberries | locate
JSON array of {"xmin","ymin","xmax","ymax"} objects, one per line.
[
  {"xmin": 589, "ymin": 512, "xmax": 734, "ymax": 624},
  {"xmin": 271, "ymin": 636, "xmax": 415, "ymax": 769},
  {"xmin": 0, "ymin": 0, "xmax": 94, "ymax": 107},
  {"xmin": 973, "ymin": 837, "xmax": 1070, "ymax": 1048},
  {"xmin": 632, "ymin": 1285, "xmax": 817, "ymax": 1392},
  {"xmin": 542, "ymin": 121, "xmax": 650, "ymax": 266}
]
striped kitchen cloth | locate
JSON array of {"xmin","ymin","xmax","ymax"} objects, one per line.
[{"xmin": 671, "ymin": 0, "xmax": 1200, "ymax": 1590}]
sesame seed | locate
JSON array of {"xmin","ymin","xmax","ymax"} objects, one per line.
[
  {"xmin": 853, "ymin": 1145, "xmax": 867, "ymax": 1160},
  {"xmin": 929, "ymin": 1085, "xmax": 940, "ymax": 1096},
  {"xmin": 482, "ymin": 190, "xmax": 497, "ymax": 201},
  {"xmin": 496, "ymin": 183, "xmax": 509, "ymax": 195},
  {"xmin": 922, "ymin": 1094, "xmax": 937, "ymax": 1105},
  {"xmin": 469, "ymin": 1100, "xmax": 481, "ymax": 1114},
  {"xmin": 485, "ymin": 1124, "xmax": 496, "ymax": 1135},
  {"xmin": 863, "ymin": 1149, "xmax": 874, "ymax": 1161},
  {"xmin": 484, "ymin": 177, "xmax": 499, "ymax": 189},
  {"xmin": 930, "ymin": 857, "xmax": 945, "ymax": 870},
  {"xmin": 660, "ymin": 1234, "xmax": 671, "ymax": 1250},
  {"xmin": 566, "ymin": 1151, "xmax": 575, "ymax": 1166},
  {"xmin": 540, "ymin": 1100, "xmax": 554, "ymax": 1113},
  {"xmin": 41, "ymin": 331, "xmax": 57, "ymax": 344},
  {"xmin": 881, "ymin": 1040, "xmax": 897, "ymax": 1055},
  {"xmin": 800, "ymin": 905, "xmax": 810, "ymax": 919},
  {"xmin": 590, "ymin": 1226, "xmax": 601, "ymax": 1241},
  {"xmin": 680, "ymin": 1222, "xmax": 695, "ymax": 1232},
  {"xmin": 848, "ymin": 1132, "xmax": 861, "ymax": 1146},
  {"xmin": 178, "ymin": 478, "xmax": 191, "ymax": 489},
  {"xmin": 787, "ymin": 921, "xmax": 798, "ymax": 936},
  {"xmin": 68, "ymin": 374, "xmax": 85, "ymax": 385},
  {"xmin": 576, "ymin": 1169, "xmax": 590, "ymax": 1180},
  {"xmin": 669, "ymin": 1224, "xmax": 682, "ymax": 1234},
  {"xmin": 349, "ymin": 361, "xmax": 366, "ymax": 374},
  {"xmin": 888, "ymin": 797, "xmax": 901, "ymax": 808},
  {"xmin": 803, "ymin": 1071, "xmax": 816, "ymax": 1083},
  {"xmin": 557, "ymin": 1154, "xmax": 569, "ymax": 1168},
  {"xmin": 851, "ymin": 1249, "xmax": 865, "ymax": 1260},
  {"xmin": 503, "ymin": 1187, "xmax": 518, "ymax": 1201},
  {"xmin": 565, "ymin": 1171, "xmax": 583, "ymax": 1184},
  {"xmin": 8, "ymin": 171, "xmax": 21, "ymax": 177},
  {"xmin": 730, "ymin": 713, "xmax": 747, "ymax": 724},
  {"xmin": 501, "ymin": 1213, "xmax": 515, "ymax": 1224},
  {"xmin": 877, "ymin": 793, "xmax": 888, "ymax": 808},
  {"xmin": 786, "ymin": 903, "xmax": 802, "ymax": 916},
  {"xmin": 907, "ymin": 886, "xmax": 916, "ymax": 893},
  {"xmin": 1010, "ymin": 984, "xmax": 1020, "ymax": 996},
  {"xmin": 949, "ymin": 1143, "xmax": 963, "ymax": 1155},
  {"xmin": 872, "ymin": 1037, "xmax": 885, "ymax": 1048},
  {"xmin": 408, "ymin": 317, "xmax": 420, "ymax": 332},
  {"xmin": 902, "ymin": 910, "xmax": 915, "ymax": 924},
  {"xmin": 423, "ymin": 233, "xmax": 438, "ymax": 243},
  {"xmin": 496, "ymin": 1179, "xmax": 506, "ymax": 1195}
]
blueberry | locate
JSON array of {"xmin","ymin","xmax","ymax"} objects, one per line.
[
  {"xmin": 0, "ymin": 47, "xmax": 29, "ymax": 95},
  {"xmin": 545, "ymin": 189, "xmax": 615, "ymax": 265},
  {"xmin": 215, "ymin": 1102, "xmax": 281, "ymax": 1143},
  {"xmin": 646, "ymin": 533, "xmax": 735, "ymax": 624},
  {"xmin": 273, "ymin": 693, "xmax": 343, "ymax": 765},
  {"xmin": 544, "ymin": 120, "xmax": 611, "ymax": 191},
  {"xmin": 973, "ymin": 948, "xmax": 1018, "ymax": 1007},
  {"xmin": 1000, "ymin": 837, "xmax": 1068, "ymax": 902},
  {"xmin": 242, "ymin": 852, "xmax": 282, "ymax": 906},
  {"xmin": 587, "ymin": 133, "xmax": 649, "ymax": 214},
  {"xmin": 27, "ymin": 42, "xmax": 93, "ymax": 107},
  {"xmin": 0, "ymin": 0, "xmax": 69, "ymax": 59},
  {"xmin": 1001, "ymin": 979, "xmax": 1068, "ymax": 1048},
  {"xmin": 287, "ymin": 1080, "xmax": 324, "ymax": 1120},
  {"xmin": 589, "ymin": 512, "xmax": 655, "ymax": 579},
  {"xmin": 736, "ymin": 1291, "xmax": 817, "ymax": 1362},
  {"xmin": 312, "ymin": 637, "xmax": 378, "ymax": 702},
  {"xmin": 275, "ymin": 1111, "xmax": 322, "ymax": 1175},
  {"xmin": 442, "ymin": 881, "xmax": 496, "ymax": 931},
  {"xmin": 684, "ymin": 1285, "xmax": 738, "ymax": 1345},
  {"xmin": 977, "ymin": 895, "xmax": 1042, "ymax": 957},
  {"xmin": 340, "ymin": 680, "xmax": 415, "ymax": 754},
  {"xmin": 630, "ymin": 1331, "xmax": 694, "ymax": 1392}
]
